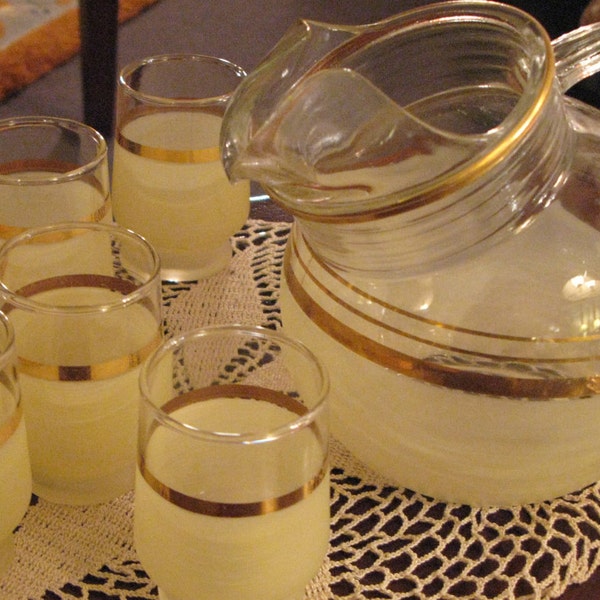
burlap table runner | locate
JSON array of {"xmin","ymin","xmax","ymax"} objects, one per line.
[{"xmin": 1, "ymin": 219, "xmax": 600, "ymax": 600}]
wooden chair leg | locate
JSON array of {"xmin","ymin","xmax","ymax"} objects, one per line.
[{"xmin": 79, "ymin": 0, "xmax": 119, "ymax": 139}]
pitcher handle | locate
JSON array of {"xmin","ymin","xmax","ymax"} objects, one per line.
[{"xmin": 553, "ymin": 22, "xmax": 600, "ymax": 92}]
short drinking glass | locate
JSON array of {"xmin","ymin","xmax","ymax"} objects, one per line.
[
  {"xmin": 0, "ymin": 116, "xmax": 111, "ymax": 245},
  {"xmin": 136, "ymin": 325, "xmax": 330, "ymax": 600},
  {"xmin": 0, "ymin": 310, "xmax": 31, "ymax": 577},
  {"xmin": 0, "ymin": 222, "xmax": 162, "ymax": 505},
  {"xmin": 112, "ymin": 54, "xmax": 250, "ymax": 281}
]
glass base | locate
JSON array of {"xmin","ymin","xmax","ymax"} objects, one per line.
[
  {"xmin": 0, "ymin": 534, "xmax": 16, "ymax": 579},
  {"xmin": 32, "ymin": 466, "xmax": 133, "ymax": 505},
  {"xmin": 159, "ymin": 241, "xmax": 232, "ymax": 282}
]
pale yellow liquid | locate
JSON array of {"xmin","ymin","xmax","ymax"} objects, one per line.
[
  {"xmin": 280, "ymin": 272, "xmax": 600, "ymax": 506},
  {"xmin": 135, "ymin": 398, "xmax": 329, "ymax": 600},
  {"xmin": 11, "ymin": 287, "xmax": 160, "ymax": 505},
  {"xmin": 0, "ymin": 229, "xmax": 117, "ymax": 294},
  {"xmin": 0, "ymin": 172, "xmax": 110, "ymax": 242},
  {"xmin": 0, "ymin": 411, "xmax": 32, "ymax": 576},
  {"xmin": 112, "ymin": 112, "xmax": 250, "ymax": 279}
]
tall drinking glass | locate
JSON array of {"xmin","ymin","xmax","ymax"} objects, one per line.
[
  {"xmin": 0, "ymin": 222, "xmax": 162, "ymax": 505},
  {"xmin": 112, "ymin": 54, "xmax": 250, "ymax": 282},
  {"xmin": 136, "ymin": 325, "xmax": 330, "ymax": 600},
  {"xmin": 0, "ymin": 116, "xmax": 111, "ymax": 246},
  {"xmin": 0, "ymin": 310, "xmax": 31, "ymax": 578}
]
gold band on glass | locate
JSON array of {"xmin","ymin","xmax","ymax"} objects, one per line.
[
  {"xmin": 5, "ymin": 274, "xmax": 161, "ymax": 381},
  {"xmin": 13, "ymin": 274, "xmax": 142, "ymax": 299},
  {"xmin": 0, "ymin": 404, "xmax": 22, "ymax": 447},
  {"xmin": 117, "ymin": 131, "xmax": 220, "ymax": 163},
  {"xmin": 140, "ymin": 458, "xmax": 327, "ymax": 518},
  {"xmin": 17, "ymin": 331, "xmax": 161, "ymax": 381},
  {"xmin": 285, "ymin": 238, "xmax": 600, "ymax": 399},
  {"xmin": 0, "ymin": 200, "xmax": 111, "ymax": 240},
  {"xmin": 0, "ymin": 158, "xmax": 87, "ymax": 176},
  {"xmin": 140, "ymin": 384, "xmax": 327, "ymax": 517},
  {"xmin": 0, "ymin": 158, "xmax": 111, "ymax": 238},
  {"xmin": 160, "ymin": 383, "xmax": 311, "ymax": 416}
]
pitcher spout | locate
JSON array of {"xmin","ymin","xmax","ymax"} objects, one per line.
[
  {"xmin": 221, "ymin": 16, "xmax": 363, "ymax": 184},
  {"xmin": 223, "ymin": 64, "xmax": 496, "ymax": 217}
]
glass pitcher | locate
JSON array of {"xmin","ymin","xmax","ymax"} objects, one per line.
[{"xmin": 222, "ymin": 1, "xmax": 600, "ymax": 506}]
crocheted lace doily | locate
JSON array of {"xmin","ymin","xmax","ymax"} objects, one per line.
[{"xmin": 2, "ymin": 220, "xmax": 600, "ymax": 600}]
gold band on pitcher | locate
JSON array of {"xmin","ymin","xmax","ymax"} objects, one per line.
[
  {"xmin": 0, "ymin": 404, "xmax": 22, "ymax": 447},
  {"xmin": 285, "ymin": 240, "xmax": 600, "ymax": 400},
  {"xmin": 140, "ymin": 384, "xmax": 327, "ymax": 517},
  {"xmin": 117, "ymin": 131, "xmax": 220, "ymax": 163}
]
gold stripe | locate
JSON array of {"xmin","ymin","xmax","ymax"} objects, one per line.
[
  {"xmin": 161, "ymin": 384, "xmax": 310, "ymax": 416},
  {"xmin": 285, "ymin": 241, "xmax": 600, "ymax": 399},
  {"xmin": 12, "ymin": 274, "xmax": 139, "ymax": 300},
  {"xmin": 140, "ymin": 458, "xmax": 327, "ymax": 517},
  {"xmin": 17, "ymin": 331, "xmax": 162, "ymax": 381},
  {"xmin": 0, "ymin": 404, "xmax": 22, "ymax": 448},
  {"xmin": 117, "ymin": 131, "xmax": 220, "ymax": 163},
  {"xmin": 4, "ymin": 274, "xmax": 161, "ymax": 381},
  {"xmin": 141, "ymin": 384, "xmax": 327, "ymax": 516},
  {"xmin": 0, "ymin": 158, "xmax": 79, "ymax": 176},
  {"xmin": 0, "ymin": 197, "xmax": 111, "ymax": 239},
  {"xmin": 0, "ymin": 158, "xmax": 111, "ymax": 238},
  {"xmin": 302, "ymin": 232, "xmax": 600, "ymax": 344}
]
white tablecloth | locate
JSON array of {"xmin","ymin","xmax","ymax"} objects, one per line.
[{"xmin": 2, "ymin": 220, "xmax": 600, "ymax": 600}]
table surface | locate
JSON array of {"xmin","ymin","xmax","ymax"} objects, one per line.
[
  {"xmin": 1, "ymin": 0, "xmax": 600, "ymax": 597},
  {"xmin": 0, "ymin": 204, "xmax": 598, "ymax": 600}
]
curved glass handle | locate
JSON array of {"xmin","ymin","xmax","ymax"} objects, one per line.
[{"xmin": 553, "ymin": 22, "xmax": 600, "ymax": 92}]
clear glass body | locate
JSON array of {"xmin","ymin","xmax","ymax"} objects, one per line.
[
  {"xmin": 0, "ymin": 222, "xmax": 162, "ymax": 505},
  {"xmin": 221, "ymin": 2, "xmax": 591, "ymax": 277},
  {"xmin": 222, "ymin": 1, "xmax": 600, "ymax": 505},
  {"xmin": 0, "ymin": 116, "xmax": 111, "ymax": 246},
  {"xmin": 282, "ymin": 207, "xmax": 600, "ymax": 506},
  {"xmin": 112, "ymin": 54, "xmax": 250, "ymax": 282},
  {"xmin": 0, "ymin": 310, "xmax": 32, "ymax": 577},
  {"xmin": 136, "ymin": 325, "xmax": 329, "ymax": 600}
]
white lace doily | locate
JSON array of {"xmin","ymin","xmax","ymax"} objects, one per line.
[{"xmin": 2, "ymin": 220, "xmax": 600, "ymax": 600}]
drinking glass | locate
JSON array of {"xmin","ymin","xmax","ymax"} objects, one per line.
[
  {"xmin": 112, "ymin": 54, "xmax": 250, "ymax": 282},
  {"xmin": 0, "ymin": 116, "xmax": 111, "ymax": 246},
  {"xmin": 135, "ymin": 325, "xmax": 330, "ymax": 600},
  {"xmin": 0, "ymin": 222, "xmax": 162, "ymax": 505},
  {"xmin": 0, "ymin": 310, "xmax": 31, "ymax": 578}
]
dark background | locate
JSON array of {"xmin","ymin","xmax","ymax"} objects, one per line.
[
  {"xmin": 508, "ymin": 0, "xmax": 590, "ymax": 36},
  {"xmin": 506, "ymin": 0, "xmax": 600, "ymax": 106},
  {"xmin": 1, "ymin": 0, "xmax": 600, "ymax": 125}
]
